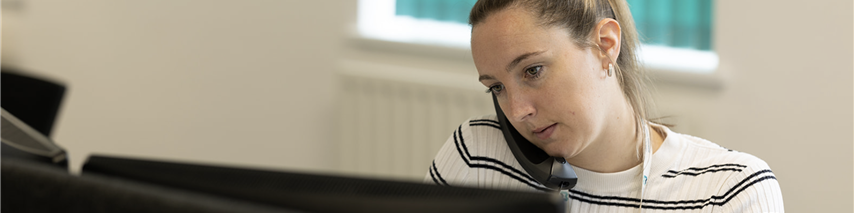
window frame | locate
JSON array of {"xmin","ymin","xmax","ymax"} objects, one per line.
[{"xmin": 354, "ymin": 0, "xmax": 724, "ymax": 89}]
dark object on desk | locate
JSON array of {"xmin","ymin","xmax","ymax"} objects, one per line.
[
  {"xmin": 1, "ymin": 69, "xmax": 68, "ymax": 168},
  {"xmin": 82, "ymin": 155, "xmax": 561, "ymax": 213},
  {"xmin": 2, "ymin": 158, "xmax": 302, "ymax": 213},
  {"xmin": 1, "ymin": 107, "xmax": 68, "ymax": 167},
  {"xmin": 1, "ymin": 69, "xmax": 66, "ymax": 137}
]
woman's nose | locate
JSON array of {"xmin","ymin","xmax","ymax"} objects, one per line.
[{"xmin": 506, "ymin": 91, "xmax": 535, "ymax": 122}]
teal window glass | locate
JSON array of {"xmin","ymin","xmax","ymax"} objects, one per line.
[
  {"xmin": 394, "ymin": 0, "xmax": 713, "ymax": 51},
  {"xmin": 395, "ymin": 0, "xmax": 477, "ymax": 24},
  {"xmin": 627, "ymin": 0, "xmax": 714, "ymax": 50}
]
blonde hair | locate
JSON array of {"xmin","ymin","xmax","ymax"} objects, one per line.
[{"xmin": 470, "ymin": 0, "xmax": 652, "ymax": 139}]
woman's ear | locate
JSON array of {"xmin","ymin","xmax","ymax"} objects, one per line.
[{"xmin": 595, "ymin": 18, "xmax": 621, "ymax": 70}]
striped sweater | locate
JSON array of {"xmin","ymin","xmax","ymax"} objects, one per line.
[{"xmin": 425, "ymin": 115, "xmax": 784, "ymax": 212}]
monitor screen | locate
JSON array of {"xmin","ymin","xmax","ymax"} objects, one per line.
[{"xmin": 81, "ymin": 155, "xmax": 561, "ymax": 213}]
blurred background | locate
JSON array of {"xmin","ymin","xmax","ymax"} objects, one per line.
[{"xmin": 2, "ymin": 0, "xmax": 851, "ymax": 212}]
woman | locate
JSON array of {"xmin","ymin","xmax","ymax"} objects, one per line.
[{"xmin": 426, "ymin": 0, "xmax": 784, "ymax": 212}]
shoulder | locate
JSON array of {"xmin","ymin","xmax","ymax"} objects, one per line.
[
  {"xmin": 459, "ymin": 115, "xmax": 505, "ymax": 147},
  {"xmin": 659, "ymin": 130, "xmax": 784, "ymax": 211},
  {"xmin": 672, "ymin": 131, "xmax": 774, "ymax": 177},
  {"xmin": 459, "ymin": 115, "xmax": 502, "ymax": 133},
  {"xmin": 425, "ymin": 115, "xmax": 549, "ymax": 192},
  {"xmin": 665, "ymin": 130, "xmax": 777, "ymax": 184},
  {"xmin": 442, "ymin": 115, "xmax": 506, "ymax": 161}
]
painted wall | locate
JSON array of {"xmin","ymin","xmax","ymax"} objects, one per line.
[
  {"xmin": 654, "ymin": 1, "xmax": 853, "ymax": 212},
  {"xmin": 2, "ymin": 0, "xmax": 352, "ymax": 174}
]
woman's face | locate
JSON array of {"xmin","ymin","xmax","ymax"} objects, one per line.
[{"xmin": 472, "ymin": 7, "xmax": 621, "ymax": 159}]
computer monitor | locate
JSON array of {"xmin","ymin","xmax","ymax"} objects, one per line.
[
  {"xmin": 1, "ymin": 107, "xmax": 68, "ymax": 167},
  {"xmin": 81, "ymin": 155, "xmax": 561, "ymax": 213},
  {"xmin": 2, "ymin": 157, "xmax": 302, "ymax": 213}
]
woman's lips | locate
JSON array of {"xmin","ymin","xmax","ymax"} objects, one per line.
[{"xmin": 533, "ymin": 123, "xmax": 557, "ymax": 140}]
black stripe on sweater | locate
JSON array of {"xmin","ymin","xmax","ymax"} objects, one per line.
[
  {"xmin": 469, "ymin": 123, "xmax": 501, "ymax": 129},
  {"xmin": 431, "ymin": 160, "xmax": 448, "ymax": 186},
  {"xmin": 567, "ymin": 169, "xmax": 777, "ymax": 209},
  {"xmin": 470, "ymin": 119, "xmax": 500, "ymax": 125},
  {"xmin": 452, "ymin": 127, "xmax": 471, "ymax": 165},
  {"xmin": 469, "ymin": 119, "xmax": 501, "ymax": 129},
  {"xmin": 469, "ymin": 164, "xmax": 551, "ymax": 192},
  {"xmin": 567, "ymin": 193, "xmax": 645, "ymax": 209},
  {"xmin": 466, "ymin": 121, "xmax": 541, "ymax": 184},
  {"xmin": 662, "ymin": 168, "xmax": 743, "ymax": 178},
  {"xmin": 451, "ymin": 125, "xmax": 551, "ymax": 192},
  {"xmin": 456, "ymin": 126, "xmax": 473, "ymax": 160},
  {"xmin": 662, "ymin": 164, "xmax": 747, "ymax": 178},
  {"xmin": 429, "ymin": 166, "xmax": 440, "ymax": 185},
  {"xmin": 711, "ymin": 169, "xmax": 773, "ymax": 200},
  {"xmin": 640, "ymin": 176, "xmax": 778, "ymax": 210},
  {"xmin": 670, "ymin": 164, "xmax": 747, "ymax": 172},
  {"xmin": 469, "ymin": 156, "xmax": 539, "ymax": 184},
  {"xmin": 456, "ymin": 125, "xmax": 542, "ymax": 186}
]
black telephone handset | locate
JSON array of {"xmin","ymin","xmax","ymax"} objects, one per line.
[{"xmin": 492, "ymin": 94, "xmax": 577, "ymax": 190}]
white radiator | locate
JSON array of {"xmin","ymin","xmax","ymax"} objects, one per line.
[{"xmin": 336, "ymin": 60, "xmax": 494, "ymax": 180}]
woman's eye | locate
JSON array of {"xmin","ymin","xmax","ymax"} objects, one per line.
[
  {"xmin": 486, "ymin": 84, "xmax": 504, "ymax": 94},
  {"xmin": 525, "ymin": 66, "xmax": 542, "ymax": 77}
]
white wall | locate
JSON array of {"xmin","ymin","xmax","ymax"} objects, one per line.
[
  {"xmin": 3, "ymin": 0, "xmax": 851, "ymax": 212},
  {"xmin": 2, "ymin": 0, "xmax": 353, "ymax": 174},
  {"xmin": 652, "ymin": 1, "xmax": 853, "ymax": 212}
]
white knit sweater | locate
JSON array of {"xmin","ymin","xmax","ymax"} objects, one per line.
[{"xmin": 425, "ymin": 115, "xmax": 784, "ymax": 212}]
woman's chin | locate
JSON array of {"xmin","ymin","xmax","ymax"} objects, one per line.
[
  {"xmin": 542, "ymin": 142, "xmax": 582, "ymax": 159},
  {"xmin": 542, "ymin": 145, "xmax": 569, "ymax": 158}
]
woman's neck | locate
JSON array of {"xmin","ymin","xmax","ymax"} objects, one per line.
[{"xmin": 566, "ymin": 103, "xmax": 647, "ymax": 173}]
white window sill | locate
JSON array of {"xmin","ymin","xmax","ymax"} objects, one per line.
[
  {"xmin": 348, "ymin": 37, "xmax": 724, "ymax": 90},
  {"xmin": 357, "ymin": 0, "xmax": 471, "ymax": 49},
  {"xmin": 355, "ymin": 0, "xmax": 722, "ymax": 90},
  {"xmin": 640, "ymin": 45, "xmax": 724, "ymax": 89}
]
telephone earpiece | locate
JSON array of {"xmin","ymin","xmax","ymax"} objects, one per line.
[{"xmin": 492, "ymin": 94, "xmax": 577, "ymax": 190}]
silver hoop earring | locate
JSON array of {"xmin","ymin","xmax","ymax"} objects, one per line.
[{"xmin": 608, "ymin": 63, "xmax": 614, "ymax": 77}]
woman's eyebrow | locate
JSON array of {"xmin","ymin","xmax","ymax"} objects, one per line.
[{"xmin": 506, "ymin": 50, "xmax": 545, "ymax": 72}]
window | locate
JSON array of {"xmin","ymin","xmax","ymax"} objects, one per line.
[
  {"xmin": 357, "ymin": 0, "xmax": 718, "ymax": 73},
  {"xmin": 394, "ymin": 0, "xmax": 475, "ymax": 24},
  {"xmin": 626, "ymin": 0, "xmax": 718, "ymax": 73},
  {"xmin": 357, "ymin": 0, "xmax": 474, "ymax": 48}
]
